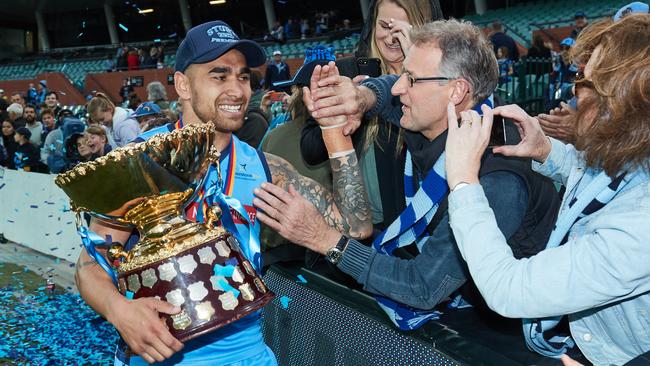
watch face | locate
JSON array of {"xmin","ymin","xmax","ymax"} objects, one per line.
[{"xmin": 326, "ymin": 248, "xmax": 343, "ymax": 264}]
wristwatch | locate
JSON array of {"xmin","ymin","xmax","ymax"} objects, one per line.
[{"xmin": 325, "ymin": 235, "xmax": 350, "ymax": 264}]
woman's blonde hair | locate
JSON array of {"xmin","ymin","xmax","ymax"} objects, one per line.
[
  {"xmin": 87, "ymin": 92, "xmax": 115, "ymax": 121},
  {"xmin": 365, "ymin": 0, "xmax": 434, "ymax": 153},
  {"xmin": 569, "ymin": 14, "xmax": 650, "ymax": 176}
]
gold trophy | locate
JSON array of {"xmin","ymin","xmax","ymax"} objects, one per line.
[{"xmin": 55, "ymin": 124, "xmax": 274, "ymax": 341}]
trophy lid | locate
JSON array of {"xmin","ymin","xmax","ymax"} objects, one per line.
[{"xmin": 55, "ymin": 124, "xmax": 217, "ymax": 217}]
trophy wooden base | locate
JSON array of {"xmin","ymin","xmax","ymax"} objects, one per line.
[{"xmin": 117, "ymin": 232, "xmax": 274, "ymax": 342}]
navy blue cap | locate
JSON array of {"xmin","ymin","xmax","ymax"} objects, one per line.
[
  {"xmin": 575, "ymin": 11, "xmax": 587, "ymax": 18},
  {"xmin": 273, "ymin": 46, "xmax": 336, "ymax": 88},
  {"xmin": 133, "ymin": 102, "xmax": 162, "ymax": 118},
  {"xmin": 175, "ymin": 21, "xmax": 266, "ymax": 72}
]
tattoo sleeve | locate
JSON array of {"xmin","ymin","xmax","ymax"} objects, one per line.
[{"xmin": 265, "ymin": 152, "xmax": 371, "ymax": 239}]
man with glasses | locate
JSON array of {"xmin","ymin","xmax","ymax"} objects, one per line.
[{"xmin": 256, "ymin": 19, "xmax": 560, "ymax": 317}]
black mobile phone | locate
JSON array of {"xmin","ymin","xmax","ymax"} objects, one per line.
[
  {"xmin": 356, "ymin": 57, "xmax": 382, "ymax": 78},
  {"xmin": 489, "ymin": 115, "xmax": 508, "ymax": 147}
]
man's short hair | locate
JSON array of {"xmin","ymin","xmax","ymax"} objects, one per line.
[
  {"xmin": 24, "ymin": 103, "xmax": 37, "ymax": 112},
  {"xmin": 411, "ymin": 19, "xmax": 498, "ymax": 103},
  {"xmin": 7, "ymin": 103, "xmax": 23, "ymax": 116},
  {"xmin": 46, "ymin": 91, "xmax": 58, "ymax": 99}
]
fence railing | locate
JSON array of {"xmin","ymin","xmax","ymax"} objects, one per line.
[{"xmin": 496, "ymin": 56, "xmax": 553, "ymax": 115}]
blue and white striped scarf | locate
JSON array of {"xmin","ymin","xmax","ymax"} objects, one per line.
[
  {"xmin": 372, "ymin": 96, "xmax": 494, "ymax": 330},
  {"xmin": 523, "ymin": 168, "xmax": 642, "ymax": 358},
  {"xmin": 372, "ymin": 151, "xmax": 448, "ymax": 330}
]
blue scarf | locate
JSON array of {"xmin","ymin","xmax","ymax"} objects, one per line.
[
  {"xmin": 372, "ymin": 151, "xmax": 448, "ymax": 330},
  {"xmin": 523, "ymin": 168, "xmax": 643, "ymax": 358}
]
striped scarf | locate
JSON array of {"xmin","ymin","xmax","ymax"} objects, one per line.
[
  {"xmin": 372, "ymin": 151, "xmax": 448, "ymax": 330},
  {"xmin": 372, "ymin": 95, "xmax": 494, "ymax": 330},
  {"xmin": 523, "ymin": 168, "xmax": 641, "ymax": 358}
]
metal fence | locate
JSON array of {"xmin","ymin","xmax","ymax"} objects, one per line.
[{"xmin": 496, "ymin": 57, "xmax": 553, "ymax": 115}]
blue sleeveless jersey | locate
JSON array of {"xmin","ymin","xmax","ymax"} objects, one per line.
[{"xmin": 124, "ymin": 123, "xmax": 276, "ymax": 366}]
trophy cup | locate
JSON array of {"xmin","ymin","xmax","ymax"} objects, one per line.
[{"xmin": 55, "ymin": 124, "xmax": 274, "ymax": 341}]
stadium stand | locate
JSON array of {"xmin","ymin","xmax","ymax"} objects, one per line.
[{"xmin": 464, "ymin": 0, "xmax": 633, "ymax": 45}]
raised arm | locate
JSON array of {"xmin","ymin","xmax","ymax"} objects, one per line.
[
  {"xmin": 263, "ymin": 150, "xmax": 372, "ymax": 240},
  {"xmin": 75, "ymin": 218, "xmax": 183, "ymax": 363}
]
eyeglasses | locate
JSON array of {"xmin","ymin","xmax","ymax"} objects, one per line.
[
  {"xmin": 574, "ymin": 70, "xmax": 594, "ymax": 91},
  {"xmin": 403, "ymin": 71, "xmax": 455, "ymax": 87}
]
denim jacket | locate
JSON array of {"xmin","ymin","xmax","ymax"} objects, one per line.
[{"xmin": 448, "ymin": 138, "xmax": 650, "ymax": 365}]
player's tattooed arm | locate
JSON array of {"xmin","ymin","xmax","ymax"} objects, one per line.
[{"xmin": 264, "ymin": 152, "xmax": 371, "ymax": 239}]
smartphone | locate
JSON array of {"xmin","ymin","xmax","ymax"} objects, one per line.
[
  {"xmin": 489, "ymin": 115, "xmax": 508, "ymax": 147},
  {"xmin": 356, "ymin": 57, "xmax": 382, "ymax": 78}
]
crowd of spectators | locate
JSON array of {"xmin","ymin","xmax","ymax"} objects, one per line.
[
  {"xmin": 265, "ymin": 9, "xmax": 353, "ymax": 42},
  {"xmin": 104, "ymin": 43, "xmax": 166, "ymax": 72}
]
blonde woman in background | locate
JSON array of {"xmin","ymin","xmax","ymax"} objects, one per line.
[{"xmin": 301, "ymin": 0, "xmax": 443, "ymax": 230}]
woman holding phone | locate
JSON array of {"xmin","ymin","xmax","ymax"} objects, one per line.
[
  {"xmin": 444, "ymin": 14, "xmax": 650, "ymax": 365},
  {"xmin": 301, "ymin": 0, "xmax": 443, "ymax": 230}
]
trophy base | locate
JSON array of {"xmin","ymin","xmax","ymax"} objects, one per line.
[{"xmin": 117, "ymin": 232, "xmax": 274, "ymax": 342}]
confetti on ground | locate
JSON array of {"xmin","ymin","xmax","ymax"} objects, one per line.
[
  {"xmin": 296, "ymin": 274, "xmax": 307, "ymax": 284},
  {"xmin": 0, "ymin": 263, "xmax": 118, "ymax": 364},
  {"xmin": 279, "ymin": 296, "xmax": 292, "ymax": 309},
  {"xmin": 29, "ymin": 205, "xmax": 38, "ymax": 209},
  {"xmin": 55, "ymin": 231, "xmax": 63, "ymax": 236}
]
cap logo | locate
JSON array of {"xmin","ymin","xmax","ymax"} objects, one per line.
[{"xmin": 206, "ymin": 25, "xmax": 238, "ymax": 43}]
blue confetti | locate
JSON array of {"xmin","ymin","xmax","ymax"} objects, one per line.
[
  {"xmin": 30, "ymin": 205, "xmax": 38, "ymax": 209},
  {"xmin": 213, "ymin": 264, "xmax": 235, "ymax": 277},
  {"xmin": 55, "ymin": 231, "xmax": 63, "ymax": 236},
  {"xmin": 7, "ymin": 220, "xmax": 14, "ymax": 223},
  {"xmin": 280, "ymin": 296, "xmax": 292, "ymax": 309},
  {"xmin": 14, "ymin": 208, "xmax": 18, "ymax": 212},
  {"xmin": 118, "ymin": 23, "xmax": 129, "ymax": 32},
  {"xmin": 50, "ymin": 247, "xmax": 58, "ymax": 251},
  {"xmin": 0, "ymin": 278, "xmax": 118, "ymax": 363},
  {"xmin": 0, "ymin": 183, "xmax": 5, "ymax": 190},
  {"xmin": 125, "ymin": 291, "xmax": 134, "ymax": 299},
  {"xmin": 217, "ymin": 279, "xmax": 240, "ymax": 298},
  {"xmin": 296, "ymin": 274, "xmax": 307, "ymax": 284},
  {"xmin": 225, "ymin": 257, "xmax": 239, "ymax": 267}
]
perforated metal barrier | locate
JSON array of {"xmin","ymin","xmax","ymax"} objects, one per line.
[{"xmin": 261, "ymin": 266, "xmax": 460, "ymax": 366}]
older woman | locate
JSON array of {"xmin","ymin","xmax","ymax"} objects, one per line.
[{"xmin": 444, "ymin": 15, "xmax": 650, "ymax": 365}]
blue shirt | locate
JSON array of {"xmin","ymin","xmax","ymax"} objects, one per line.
[
  {"xmin": 448, "ymin": 138, "xmax": 650, "ymax": 365},
  {"xmin": 128, "ymin": 123, "xmax": 276, "ymax": 366}
]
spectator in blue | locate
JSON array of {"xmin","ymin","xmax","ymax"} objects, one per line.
[
  {"xmin": 489, "ymin": 20, "xmax": 519, "ymax": 61},
  {"xmin": 35, "ymin": 80, "xmax": 48, "ymax": 105},
  {"xmin": 496, "ymin": 46, "xmax": 514, "ymax": 85},
  {"xmin": 549, "ymin": 37, "xmax": 578, "ymax": 103},
  {"xmin": 132, "ymin": 101, "xmax": 163, "ymax": 132},
  {"xmin": 26, "ymin": 83, "xmax": 38, "ymax": 105},
  {"xmin": 443, "ymin": 14, "xmax": 650, "ymax": 365},
  {"xmin": 264, "ymin": 50, "xmax": 291, "ymax": 91}
]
